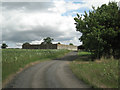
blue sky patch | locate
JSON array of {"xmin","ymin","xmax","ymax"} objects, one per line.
[{"xmin": 62, "ymin": 8, "xmax": 91, "ymax": 17}]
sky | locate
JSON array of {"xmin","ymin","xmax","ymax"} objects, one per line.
[{"xmin": 1, "ymin": 0, "xmax": 120, "ymax": 48}]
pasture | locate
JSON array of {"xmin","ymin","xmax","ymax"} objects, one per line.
[
  {"xmin": 70, "ymin": 51, "xmax": 118, "ymax": 88},
  {"xmin": 2, "ymin": 49, "xmax": 69, "ymax": 81}
]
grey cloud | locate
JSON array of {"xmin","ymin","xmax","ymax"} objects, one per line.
[
  {"xmin": 2, "ymin": 26, "xmax": 65, "ymax": 43},
  {"xmin": 2, "ymin": 2, "xmax": 55, "ymax": 12},
  {"xmin": 2, "ymin": 1, "xmax": 82, "ymax": 46},
  {"xmin": 55, "ymin": 36, "xmax": 73, "ymax": 41}
]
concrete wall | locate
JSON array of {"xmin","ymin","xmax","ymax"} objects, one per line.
[{"xmin": 57, "ymin": 44, "xmax": 77, "ymax": 51}]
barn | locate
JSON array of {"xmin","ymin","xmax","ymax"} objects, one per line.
[{"xmin": 22, "ymin": 43, "xmax": 77, "ymax": 51}]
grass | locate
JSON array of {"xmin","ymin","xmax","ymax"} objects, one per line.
[
  {"xmin": 2, "ymin": 49, "xmax": 70, "ymax": 82},
  {"xmin": 70, "ymin": 51, "xmax": 118, "ymax": 88},
  {"xmin": 78, "ymin": 51, "xmax": 91, "ymax": 56}
]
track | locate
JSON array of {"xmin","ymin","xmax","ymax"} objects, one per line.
[{"xmin": 5, "ymin": 51, "xmax": 90, "ymax": 88}]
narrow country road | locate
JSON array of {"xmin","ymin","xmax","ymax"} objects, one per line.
[{"xmin": 5, "ymin": 51, "xmax": 90, "ymax": 88}]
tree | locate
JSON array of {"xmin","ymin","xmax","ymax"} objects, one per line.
[
  {"xmin": 1, "ymin": 43, "xmax": 8, "ymax": 49},
  {"xmin": 23, "ymin": 42, "xmax": 30, "ymax": 45},
  {"xmin": 58, "ymin": 42, "xmax": 61, "ymax": 44},
  {"xmin": 78, "ymin": 45, "xmax": 85, "ymax": 50},
  {"xmin": 22, "ymin": 42, "xmax": 30, "ymax": 49},
  {"xmin": 69, "ymin": 43, "xmax": 73, "ymax": 45},
  {"xmin": 74, "ymin": 2, "xmax": 120, "ymax": 59},
  {"xmin": 42, "ymin": 37, "xmax": 54, "ymax": 44}
]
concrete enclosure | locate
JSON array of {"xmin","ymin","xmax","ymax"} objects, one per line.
[
  {"xmin": 57, "ymin": 44, "xmax": 77, "ymax": 50},
  {"xmin": 22, "ymin": 44, "xmax": 77, "ymax": 51}
]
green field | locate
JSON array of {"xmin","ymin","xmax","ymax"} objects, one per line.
[
  {"xmin": 2, "ymin": 49, "xmax": 69, "ymax": 81},
  {"xmin": 70, "ymin": 51, "xmax": 118, "ymax": 88}
]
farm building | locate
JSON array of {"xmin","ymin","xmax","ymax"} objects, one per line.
[
  {"xmin": 77, "ymin": 45, "xmax": 85, "ymax": 50},
  {"xmin": 22, "ymin": 43, "xmax": 77, "ymax": 50}
]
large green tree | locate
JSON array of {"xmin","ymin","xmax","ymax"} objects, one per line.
[{"xmin": 74, "ymin": 2, "xmax": 120, "ymax": 59}]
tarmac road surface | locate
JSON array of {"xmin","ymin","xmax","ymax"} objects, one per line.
[{"xmin": 5, "ymin": 51, "xmax": 90, "ymax": 88}]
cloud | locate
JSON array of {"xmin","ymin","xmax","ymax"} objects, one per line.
[
  {"xmin": 2, "ymin": 1, "xmax": 82, "ymax": 48},
  {"xmin": 48, "ymin": 0, "xmax": 89, "ymax": 14},
  {"xmin": 2, "ymin": 0, "xmax": 117, "ymax": 48},
  {"xmin": 2, "ymin": 2, "xmax": 55, "ymax": 13},
  {"xmin": 80, "ymin": 0, "xmax": 120, "ymax": 9},
  {"xmin": 118, "ymin": 1, "xmax": 120, "ymax": 9},
  {"xmin": 30, "ymin": 40, "xmax": 43, "ymax": 44}
]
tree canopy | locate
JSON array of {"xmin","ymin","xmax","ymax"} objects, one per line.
[
  {"xmin": 1, "ymin": 43, "xmax": 8, "ymax": 49},
  {"xmin": 74, "ymin": 2, "xmax": 120, "ymax": 59},
  {"xmin": 42, "ymin": 37, "xmax": 54, "ymax": 44},
  {"xmin": 69, "ymin": 43, "xmax": 73, "ymax": 45},
  {"xmin": 23, "ymin": 42, "xmax": 30, "ymax": 45},
  {"xmin": 58, "ymin": 42, "xmax": 61, "ymax": 44}
]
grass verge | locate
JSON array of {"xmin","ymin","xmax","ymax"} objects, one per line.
[
  {"xmin": 2, "ymin": 49, "xmax": 70, "ymax": 82},
  {"xmin": 70, "ymin": 51, "xmax": 118, "ymax": 88}
]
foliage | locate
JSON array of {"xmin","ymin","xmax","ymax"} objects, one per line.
[
  {"xmin": 58, "ymin": 42, "xmax": 61, "ymax": 44},
  {"xmin": 70, "ymin": 51, "xmax": 118, "ymax": 88},
  {"xmin": 74, "ymin": 2, "xmax": 120, "ymax": 59},
  {"xmin": 78, "ymin": 51, "xmax": 91, "ymax": 56},
  {"xmin": 42, "ymin": 37, "xmax": 54, "ymax": 44},
  {"xmin": 69, "ymin": 43, "xmax": 73, "ymax": 45},
  {"xmin": 23, "ymin": 42, "xmax": 30, "ymax": 45},
  {"xmin": 78, "ymin": 45, "xmax": 85, "ymax": 50},
  {"xmin": 2, "ymin": 49, "xmax": 69, "ymax": 81},
  {"xmin": 1, "ymin": 43, "xmax": 8, "ymax": 49}
]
